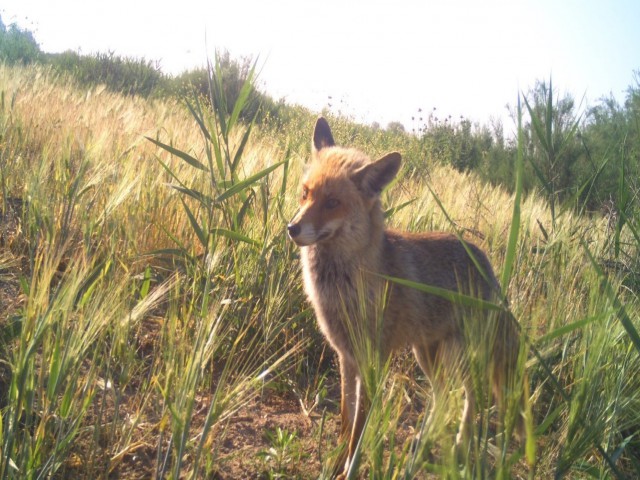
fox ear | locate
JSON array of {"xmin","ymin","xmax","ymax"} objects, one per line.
[
  {"xmin": 313, "ymin": 117, "xmax": 335, "ymax": 152},
  {"xmin": 352, "ymin": 152, "xmax": 402, "ymax": 196}
]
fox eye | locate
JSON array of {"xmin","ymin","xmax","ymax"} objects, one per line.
[
  {"xmin": 301, "ymin": 187, "xmax": 309, "ymax": 201},
  {"xmin": 325, "ymin": 198, "xmax": 340, "ymax": 209}
]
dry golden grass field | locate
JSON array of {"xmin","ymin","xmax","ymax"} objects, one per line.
[{"xmin": 1, "ymin": 64, "xmax": 639, "ymax": 479}]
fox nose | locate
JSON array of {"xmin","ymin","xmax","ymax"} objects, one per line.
[{"xmin": 287, "ymin": 223, "xmax": 301, "ymax": 238}]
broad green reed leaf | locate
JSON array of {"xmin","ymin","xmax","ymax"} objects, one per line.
[
  {"xmin": 524, "ymin": 382, "xmax": 536, "ymax": 466},
  {"xmin": 187, "ymin": 94, "xmax": 223, "ymax": 184},
  {"xmin": 424, "ymin": 182, "xmax": 499, "ymax": 294},
  {"xmin": 227, "ymin": 60, "xmax": 256, "ymax": 135},
  {"xmin": 180, "ymin": 197, "xmax": 207, "ymax": 249},
  {"xmin": 211, "ymin": 228, "xmax": 260, "ymax": 247},
  {"xmin": 169, "ymin": 184, "xmax": 213, "ymax": 207},
  {"xmin": 211, "ymin": 59, "xmax": 228, "ymax": 137},
  {"xmin": 146, "ymin": 136, "xmax": 208, "ymax": 171},
  {"xmin": 278, "ymin": 152, "xmax": 290, "ymax": 199},
  {"xmin": 235, "ymin": 189, "xmax": 256, "ymax": 229},
  {"xmin": 210, "ymin": 114, "xmax": 225, "ymax": 180},
  {"xmin": 215, "ymin": 160, "xmax": 285, "ymax": 203},
  {"xmin": 184, "ymin": 98, "xmax": 212, "ymax": 142},
  {"xmin": 154, "ymin": 155, "xmax": 189, "ymax": 188},
  {"xmin": 232, "ymin": 116, "xmax": 256, "ymax": 172},
  {"xmin": 379, "ymin": 273, "xmax": 503, "ymax": 311}
]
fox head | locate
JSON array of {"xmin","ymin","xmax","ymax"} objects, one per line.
[{"xmin": 287, "ymin": 117, "xmax": 401, "ymax": 250}]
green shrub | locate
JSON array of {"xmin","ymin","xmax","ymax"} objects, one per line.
[{"xmin": 45, "ymin": 50, "xmax": 164, "ymax": 97}]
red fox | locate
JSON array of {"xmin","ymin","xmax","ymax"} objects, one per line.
[{"xmin": 287, "ymin": 118, "xmax": 522, "ymax": 477}]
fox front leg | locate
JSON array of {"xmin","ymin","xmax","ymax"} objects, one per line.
[
  {"xmin": 332, "ymin": 356, "xmax": 361, "ymax": 477},
  {"xmin": 334, "ymin": 355, "xmax": 369, "ymax": 478}
]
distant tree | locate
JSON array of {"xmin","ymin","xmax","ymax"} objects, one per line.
[
  {"xmin": 169, "ymin": 50, "xmax": 275, "ymax": 122},
  {"xmin": 479, "ymin": 118, "xmax": 519, "ymax": 189},
  {"xmin": 579, "ymin": 72, "xmax": 640, "ymax": 213},
  {"xmin": 386, "ymin": 121, "xmax": 405, "ymax": 134},
  {"xmin": 452, "ymin": 119, "xmax": 484, "ymax": 171},
  {"xmin": 0, "ymin": 15, "xmax": 42, "ymax": 64},
  {"xmin": 522, "ymin": 78, "xmax": 583, "ymax": 224}
]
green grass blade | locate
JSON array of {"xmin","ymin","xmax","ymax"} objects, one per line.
[
  {"xmin": 529, "ymin": 156, "xmax": 553, "ymax": 196},
  {"xmin": 610, "ymin": 435, "xmax": 635, "ymax": 464},
  {"xmin": 139, "ymin": 265, "xmax": 152, "ymax": 299},
  {"xmin": 501, "ymin": 93, "xmax": 524, "ymax": 289},
  {"xmin": 576, "ymin": 155, "xmax": 611, "ymax": 216},
  {"xmin": 546, "ymin": 77, "xmax": 553, "ymax": 146},
  {"xmin": 581, "ymin": 238, "xmax": 640, "ymax": 356},
  {"xmin": 535, "ymin": 311, "xmax": 614, "ymax": 344},
  {"xmin": 523, "ymin": 95, "xmax": 549, "ymax": 153},
  {"xmin": 535, "ymin": 404, "xmax": 563, "ymax": 436},
  {"xmin": 619, "ymin": 210, "xmax": 640, "ymax": 246},
  {"xmin": 141, "ymin": 248, "xmax": 190, "ymax": 258},
  {"xmin": 384, "ymin": 198, "xmax": 417, "ymax": 219}
]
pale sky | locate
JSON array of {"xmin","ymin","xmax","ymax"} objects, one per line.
[{"xmin": 2, "ymin": 0, "xmax": 639, "ymax": 129}]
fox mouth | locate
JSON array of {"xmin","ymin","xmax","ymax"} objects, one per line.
[
  {"xmin": 287, "ymin": 225, "xmax": 334, "ymax": 246},
  {"xmin": 316, "ymin": 231, "xmax": 332, "ymax": 242},
  {"xmin": 290, "ymin": 231, "xmax": 331, "ymax": 247}
]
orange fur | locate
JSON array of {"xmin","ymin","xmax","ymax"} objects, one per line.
[{"xmin": 288, "ymin": 118, "xmax": 522, "ymax": 477}]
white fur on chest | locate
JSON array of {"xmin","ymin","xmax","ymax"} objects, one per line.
[{"xmin": 300, "ymin": 246, "xmax": 361, "ymax": 354}]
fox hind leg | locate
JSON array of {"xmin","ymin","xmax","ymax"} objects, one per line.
[{"xmin": 413, "ymin": 340, "xmax": 474, "ymax": 448}]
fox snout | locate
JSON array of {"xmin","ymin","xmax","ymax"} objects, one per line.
[
  {"xmin": 287, "ymin": 210, "xmax": 309, "ymax": 245},
  {"xmin": 287, "ymin": 222, "xmax": 301, "ymax": 239},
  {"xmin": 288, "ymin": 206, "xmax": 339, "ymax": 246},
  {"xmin": 287, "ymin": 217, "xmax": 321, "ymax": 246}
]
